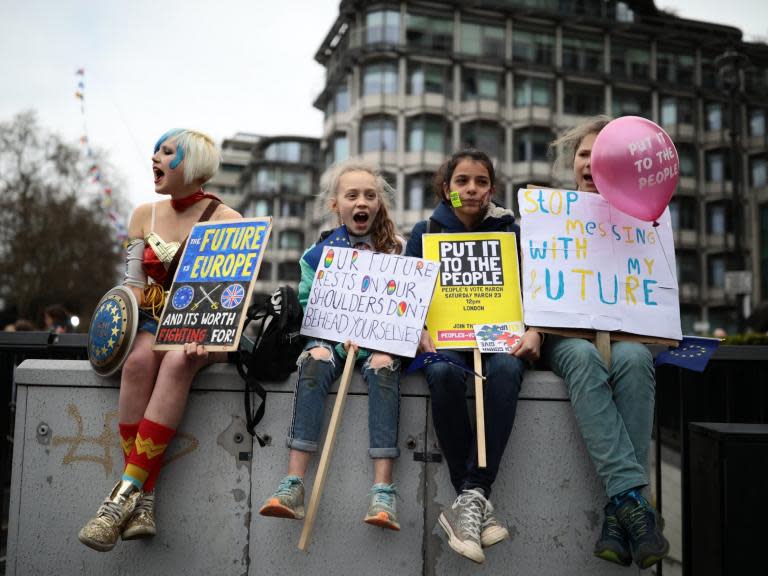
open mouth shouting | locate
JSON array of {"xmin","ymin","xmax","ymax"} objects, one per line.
[
  {"xmin": 153, "ymin": 166, "xmax": 165, "ymax": 185},
  {"xmin": 352, "ymin": 211, "xmax": 370, "ymax": 230}
]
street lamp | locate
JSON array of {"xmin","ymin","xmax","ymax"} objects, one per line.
[{"xmin": 715, "ymin": 48, "xmax": 751, "ymax": 332}]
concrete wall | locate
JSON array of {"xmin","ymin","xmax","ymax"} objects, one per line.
[{"xmin": 9, "ymin": 360, "xmax": 638, "ymax": 576}]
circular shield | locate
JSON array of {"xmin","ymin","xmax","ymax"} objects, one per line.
[{"xmin": 88, "ymin": 285, "xmax": 139, "ymax": 377}]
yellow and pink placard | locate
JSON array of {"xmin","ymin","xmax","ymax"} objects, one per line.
[{"xmin": 423, "ymin": 232, "xmax": 523, "ymax": 349}]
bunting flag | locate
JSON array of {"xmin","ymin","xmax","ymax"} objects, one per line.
[
  {"xmin": 73, "ymin": 67, "xmax": 128, "ymax": 242},
  {"xmin": 405, "ymin": 352, "xmax": 486, "ymax": 380},
  {"xmin": 654, "ymin": 336, "xmax": 720, "ymax": 372}
]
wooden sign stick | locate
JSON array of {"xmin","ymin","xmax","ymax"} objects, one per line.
[
  {"xmin": 298, "ymin": 348, "xmax": 357, "ymax": 551},
  {"xmin": 594, "ymin": 330, "xmax": 611, "ymax": 369},
  {"xmin": 473, "ymin": 348, "xmax": 487, "ymax": 468}
]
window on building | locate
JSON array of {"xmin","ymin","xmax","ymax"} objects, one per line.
[
  {"xmin": 751, "ymin": 156, "xmax": 767, "ymax": 188},
  {"xmin": 405, "ymin": 173, "xmax": 434, "ymax": 210},
  {"xmin": 255, "ymin": 168, "xmax": 278, "ymax": 192},
  {"xmin": 669, "ymin": 196, "xmax": 697, "ymax": 230},
  {"xmin": 562, "ymin": 35, "xmax": 604, "ymax": 73},
  {"xmin": 460, "ymin": 22, "xmax": 505, "ymax": 58},
  {"xmin": 610, "ymin": 40, "xmax": 650, "ymax": 81},
  {"xmin": 462, "ymin": 68, "xmax": 504, "ymax": 102},
  {"xmin": 705, "ymin": 102, "xmax": 728, "ymax": 131},
  {"xmin": 279, "ymin": 230, "xmax": 304, "ymax": 251},
  {"xmin": 244, "ymin": 198, "xmax": 271, "ymax": 218},
  {"xmin": 707, "ymin": 254, "xmax": 726, "ymax": 289},
  {"xmin": 366, "ymin": 10, "xmax": 399, "ymax": 45},
  {"xmin": 761, "ymin": 204, "xmax": 768, "ymax": 299},
  {"xmin": 750, "ymin": 109, "xmax": 766, "ymax": 137},
  {"xmin": 263, "ymin": 141, "xmax": 315, "ymax": 163},
  {"xmin": 280, "ymin": 199, "xmax": 305, "ymax": 218},
  {"xmin": 615, "ymin": 2, "xmax": 635, "ymax": 22},
  {"xmin": 707, "ymin": 202, "xmax": 731, "ymax": 235},
  {"xmin": 334, "ymin": 84, "xmax": 349, "ymax": 113},
  {"xmin": 257, "ymin": 262, "xmax": 273, "ymax": 281},
  {"xmin": 747, "ymin": 67, "xmax": 768, "ymax": 94},
  {"xmin": 512, "ymin": 28, "xmax": 555, "ymax": 66},
  {"xmin": 677, "ymin": 144, "xmax": 697, "ymax": 178},
  {"xmin": 361, "ymin": 116, "xmax": 397, "ymax": 153},
  {"xmin": 612, "ymin": 89, "xmax": 651, "ymax": 118},
  {"xmin": 407, "ymin": 62, "xmax": 451, "ymax": 95},
  {"xmin": 332, "ymin": 133, "xmax": 349, "ymax": 164},
  {"xmin": 278, "ymin": 262, "xmax": 301, "ymax": 282},
  {"xmin": 406, "ymin": 13, "xmax": 453, "ymax": 52},
  {"xmin": 514, "ymin": 76, "xmax": 553, "ymax": 108},
  {"xmin": 676, "ymin": 250, "xmax": 700, "ymax": 283},
  {"xmin": 461, "ymin": 121, "xmax": 503, "ymax": 159},
  {"xmin": 705, "ymin": 150, "xmax": 730, "ymax": 182},
  {"xmin": 280, "ymin": 169, "xmax": 312, "ymax": 196},
  {"xmin": 407, "ymin": 116, "xmax": 449, "ymax": 154},
  {"xmin": 660, "ymin": 96, "xmax": 695, "ymax": 127},
  {"xmin": 362, "ymin": 62, "xmax": 398, "ymax": 96},
  {"xmin": 563, "ymin": 82, "xmax": 604, "ymax": 116},
  {"xmin": 513, "ymin": 127, "xmax": 552, "ymax": 162},
  {"xmin": 700, "ymin": 56, "xmax": 718, "ymax": 90},
  {"xmin": 657, "ymin": 49, "xmax": 695, "ymax": 85}
]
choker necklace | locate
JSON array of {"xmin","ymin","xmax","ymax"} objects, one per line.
[{"xmin": 171, "ymin": 189, "xmax": 220, "ymax": 212}]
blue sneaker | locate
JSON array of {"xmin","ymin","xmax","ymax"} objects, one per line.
[
  {"xmin": 614, "ymin": 489, "xmax": 669, "ymax": 569},
  {"xmin": 259, "ymin": 475, "xmax": 305, "ymax": 519},
  {"xmin": 364, "ymin": 483, "xmax": 399, "ymax": 531},
  {"xmin": 593, "ymin": 501, "xmax": 631, "ymax": 566}
]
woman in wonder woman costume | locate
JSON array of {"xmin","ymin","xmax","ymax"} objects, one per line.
[{"xmin": 79, "ymin": 129, "xmax": 240, "ymax": 552}]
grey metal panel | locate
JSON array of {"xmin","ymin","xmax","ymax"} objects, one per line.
[
  {"xmin": 425, "ymin": 396, "xmax": 640, "ymax": 576},
  {"xmin": 10, "ymin": 384, "xmax": 251, "ymax": 576},
  {"xmin": 6, "ymin": 381, "xmax": 27, "ymax": 576},
  {"xmin": 248, "ymin": 388, "xmax": 427, "ymax": 576}
]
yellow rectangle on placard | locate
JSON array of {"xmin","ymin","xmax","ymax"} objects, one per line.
[{"xmin": 423, "ymin": 232, "xmax": 523, "ymax": 349}]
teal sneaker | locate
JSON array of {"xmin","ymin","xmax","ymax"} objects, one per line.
[
  {"xmin": 259, "ymin": 475, "xmax": 305, "ymax": 519},
  {"xmin": 364, "ymin": 483, "xmax": 400, "ymax": 531},
  {"xmin": 614, "ymin": 489, "xmax": 669, "ymax": 569},
  {"xmin": 593, "ymin": 501, "xmax": 632, "ymax": 566}
]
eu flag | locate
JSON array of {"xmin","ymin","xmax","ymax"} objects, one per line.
[
  {"xmin": 405, "ymin": 352, "xmax": 485, "ymax": 380},
  {"xmin": 302, "ymin": 225, "xmax": 352, "ymax": 271},
  {"xmin": 654, "ymin": 336, "xmax": 720, "ymax": 372}
]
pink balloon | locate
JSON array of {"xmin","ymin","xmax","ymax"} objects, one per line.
[{"xmin": 591, "ymin": 116, "xmax": 679, "ymax": 222}]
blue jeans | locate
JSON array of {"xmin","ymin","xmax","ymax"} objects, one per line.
[
  {"xmin": 287, "ymin": 340, "xmax": 401, "ymax": 459},
  {"xmin": 423, "ymin": 350, "xmax": 524, "ymax": 497},
  {"xmin": 545, "ymin": 336, "xmax": 655, "ymax": 498}
]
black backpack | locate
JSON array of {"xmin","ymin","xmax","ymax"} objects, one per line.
[{"xmin": 236, "ymin": 285, "xmax": 304, "ymax": 445}]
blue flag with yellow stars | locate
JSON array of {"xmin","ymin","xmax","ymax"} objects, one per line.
[
  {"xmin": 303, "ymin": 225, "xmax": 351, "ymax": 271},
  {"xmin": 654, "ymin": 336, "xmax": 720, "ymax": 372},
  {"xmin": 406, "ymin": 352, "xmax": 486, "ymax": 380}
]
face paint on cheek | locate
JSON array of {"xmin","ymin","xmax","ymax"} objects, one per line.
[
  {"xmin": 450, "ymin": 190, "xmax": 462, "ymax": 207},
  {"xmin": 170, "ymin": 144, "xmax": 184, "ymax": 170}
]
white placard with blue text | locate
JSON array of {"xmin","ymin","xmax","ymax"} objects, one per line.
[
  {"xmin": 518, "ymin": 188, "xmax": 682, "ymax": 340},
  {"xmin": 300, "ymin": 246, "xmax": 440, "ymax": 357}
]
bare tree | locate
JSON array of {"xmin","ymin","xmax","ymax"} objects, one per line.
[{"xmin": 0, "ymin": 111, "xmax": 125, "ymax": 327}]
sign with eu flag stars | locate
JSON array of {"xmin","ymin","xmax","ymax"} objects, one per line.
[{"xmin": 153, "ymin": 217, "xmax": 272, "ymax": 351}]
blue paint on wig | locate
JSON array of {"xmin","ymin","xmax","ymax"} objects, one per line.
[{"xmin": 154, "ymin": 129, "xmax": 185, "ymax": 169}]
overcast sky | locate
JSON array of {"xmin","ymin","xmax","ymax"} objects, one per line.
[{"xmin": 1, "ymin": 0, "xmax": 766, "ymax": 209}]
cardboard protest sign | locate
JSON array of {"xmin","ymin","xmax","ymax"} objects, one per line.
[
  {"xmin": 518, "ymin": 188, "xmax": 682, "ymax": 340},
  {"xmin": 153, "ymin": 217, "xmax": 272, "ymax": 351},
  {"xmin": 423, "ymin": 233, "xmax": 523, "ymax": 349},
  {"xmin": 300, "ymin": 247, "xmax": 440, "ymax": 357}
]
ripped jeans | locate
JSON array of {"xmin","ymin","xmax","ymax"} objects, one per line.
[{"xmin": 287, "ymin": 340, "xmax": 401, "ymax": 459}]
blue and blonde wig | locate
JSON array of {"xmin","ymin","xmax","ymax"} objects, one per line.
[{"xmin": 153, "ymin": 129, "xmax": 221, "ymax": 184}]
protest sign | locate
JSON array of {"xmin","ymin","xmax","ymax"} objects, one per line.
[
  {"xmin": 518, "ymin": 188, "xmax": 682, "ymax": 340},
  {"xmin": 422, "ymin": 232, "xmax": 523, "ymax": 349},
  {"xmin": 300, "ymin": 247, "xmax": 440, "ymax": 357},
  {"xmin": 153, "ymin": 217, "xmax": 272, "ymax": 351}
]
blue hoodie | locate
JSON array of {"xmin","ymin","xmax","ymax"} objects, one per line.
[{"xmin": 405, "ymin": 201, "xmax": 520, "ymax": 259}]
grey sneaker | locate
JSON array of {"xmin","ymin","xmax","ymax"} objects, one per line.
[
  {"xmin": 364, "ymin": 483, "xmax": 400, "ymax": 531},
  {"xmin": 438, "ymin": 489, "xmax": 487, "ymax": 563},
  {"xmin": 259, "ymin": 475, "xmax": 305, "ymax": 519},
  {"xmin": 480, "ymin": 500, "xmax": 509, "ymax": 548}
]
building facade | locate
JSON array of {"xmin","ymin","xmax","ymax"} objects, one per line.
[
  {"xmin": 236, "ymin": 136, "xmax": 321, "ymax": 295},
  {"xmin": 309, "ymin": 0, "xmax": 768, "ymax": 334}
]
